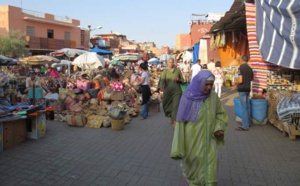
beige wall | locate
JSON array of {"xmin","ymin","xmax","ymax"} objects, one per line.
[
  {"xmin": 0, "ymin": 5, "xmax": 84, "ymax": 49},
  {"xmin": 8, "ymin": 6, "xmax": 24, "ymax": 33},
  {"xmin": 176, "ymin": 34, "xmax": 191, "ymax": 51},
  {"xmin": 0, "ymin": 5, "xmax": 10, "ymax": 34}
]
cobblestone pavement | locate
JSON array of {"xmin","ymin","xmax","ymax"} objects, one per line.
[{"xmin": 1, "ymin": 87, "xmax": 300, "ymax": 186}]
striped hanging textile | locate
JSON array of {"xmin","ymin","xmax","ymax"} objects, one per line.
[
  {"xmin": 256, "ymin": 0, "xmax": 300, "ymax": 69},
  {"xmin": 245, "ymin": 3, "xmax": 279, "ymax": 92}
]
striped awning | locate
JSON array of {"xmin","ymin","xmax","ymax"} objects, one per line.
[{"xmin": 256, "ymin": 0, "xmax": 300, "ymax": 69}]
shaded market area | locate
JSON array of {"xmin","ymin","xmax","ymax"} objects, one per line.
[
  {"xmin": 1, "ymin": 0, "xmax": 300, "ymax": 185},
  {"xmin": 0, "ymin": 87, "xmax": 299, "ymax": 185}
]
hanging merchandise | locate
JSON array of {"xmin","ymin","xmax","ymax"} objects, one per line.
[
  {"xmin": 215, "ymin": 32, "xmax": 221, "ymax": 48},
  {"xmin": 210, "ymin": 34, "xmax": 216, "ymax": 50},
  {"xmin": 199, "ymin": 39, "xmax": 208, "ymax": 63},
  {"xmin": 232, "ymin": 31, "xmax": 235, "ymax": 48},
  {"xmin": 220, "ymin": 30, "xmax": 226, "ymax": 47}
]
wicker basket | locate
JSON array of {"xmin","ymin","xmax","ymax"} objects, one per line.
[{"xmin": 110, "ymin": 118, "xmax": 125, "ymax": 131}]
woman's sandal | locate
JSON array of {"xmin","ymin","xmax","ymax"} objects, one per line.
[{"xmin": 235, "ymin": 127, "xmax": 249, "ymax": 131}]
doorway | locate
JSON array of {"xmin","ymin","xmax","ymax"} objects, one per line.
[{"xmin": 47, "ymin": 29, "xmax": 54, "ymax": 38}]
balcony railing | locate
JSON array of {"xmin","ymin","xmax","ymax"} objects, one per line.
[
  {"xmin": 22, "ymin": 9, "xmax": 72, "ymax": 23},
  {"xmin": 28, "ymin": 37, "xmax": 76, "ymax": 50},
  {"xmin": 22, "ymin": 9, "xmax": 45, "ymax": 18},
  {"xmin": 54, "ymin": 15, "xmax": 72, "ymax": 23}
]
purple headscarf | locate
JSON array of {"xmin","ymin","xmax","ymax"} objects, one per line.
[{"xmin": 176, "ymin": 70, "xmax": 215, "ymax": 123}]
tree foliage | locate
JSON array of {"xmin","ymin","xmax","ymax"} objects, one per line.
[{"xmin": 0, "ymin": 30, "xmax": 28, "ymax": 58}]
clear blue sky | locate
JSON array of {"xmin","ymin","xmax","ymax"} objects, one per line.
[{"xmin": 2, "ymin": 0, "xmax": 233, "ymax": 48}]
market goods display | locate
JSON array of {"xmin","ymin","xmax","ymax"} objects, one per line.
[
  {"xmin": 267, "ymin": 90, "xmax": 293, "ymax": 131},
  {"xmin": 0, "ymin": 61, "xmax": 164, "ymax": 133}
]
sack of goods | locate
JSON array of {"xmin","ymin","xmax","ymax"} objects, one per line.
[
  {"xmin": 108, "ymin": 108, "xmax": 127, "ymax": 120},
  {"xmin": 76, "ymin": 79, "xmax": 90, "ymax": 90},
  {"xmin": 111, "ymin": 91, "xmax": 124, "ymax": 101},
  {"xmin": 66, "ymin": 114, "xmax": 87, "ymax": 127}
]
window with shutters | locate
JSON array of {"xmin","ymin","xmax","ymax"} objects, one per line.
[
  {"xmin": 26, "ymin": 26, "xmax": 35, "ymax": 37},
  {"xmin": 65, "ymin": 31, "xmax": 70, "ymax": 40},
  {"xmin": 80, "ymin": 30, "xmax": 84, "ymax": 45}
]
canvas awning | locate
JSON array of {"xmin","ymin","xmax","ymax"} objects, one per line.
[
  {"xmin": 89, "ymin": 47, "xmax": 113, "ymax": 55},
  {"xmin": 19, "ymin": 55, "xmax": 59, "ymax": 65},
  {"xmin": 50, "ymin": 48, "xmax": 87, "ymax": 58},
  {"xmin": 0, "ymin": 55, "xmax": 17, "ymax": 66},
  {"xmin": 207, "ymin": 0, "xmax": 253, "ymax": 34}
]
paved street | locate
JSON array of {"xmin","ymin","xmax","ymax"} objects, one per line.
[{"xmin": 1, "ymin": 87, "xmax": 300, "ymax": 186}]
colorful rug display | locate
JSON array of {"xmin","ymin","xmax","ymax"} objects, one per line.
[{"xmin": 245, "ymin": 3, "xmax": 279, "ymax": 92}]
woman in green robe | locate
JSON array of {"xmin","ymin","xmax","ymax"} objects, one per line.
[
  {"xmin": 158, "ymin": 58, "xmax": 184, "ymax": 126},
  {"xmin": 171, "ymin": 70, "xmax": 228, "ymax": 186}
]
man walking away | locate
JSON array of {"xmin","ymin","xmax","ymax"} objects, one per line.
[
  {"xmin": 190, "ymin": 59, "xmax": 202, "ymax": 80},
  {"xmin": 207, "ymin": 58, "xmax": 215, "ymax": 71},
  {"xmin": 181, "ymin": 60, "xmax": 191, "ymax": 83}
]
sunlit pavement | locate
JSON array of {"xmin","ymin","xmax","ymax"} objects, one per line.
[{"xmin": 0, "ymin": 87, "xmax": 300, "ymax": 186}]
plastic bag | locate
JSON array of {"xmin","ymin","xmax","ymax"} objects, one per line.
[{"xmin": 108, "ymin": 108, "xmax": 126, "ymax": 120}]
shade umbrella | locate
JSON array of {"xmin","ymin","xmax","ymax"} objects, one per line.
[
  {"xmin": 50, "ymin": 48, "xmax": 87, "ymax": 58},
  {"xmin": 110, "ymin": 60, "xmax": 122, "ymax": 66},
  {"xmin": 183, "ymin": 51, "xmax": 193, "ymax": 63},
  {"xmin": 51, "ymin": 60, "xmax": 72, "ymax": 67},
  {"xmin": 72, "ymin": 52, "xmax": 104, "ymax": 70},
  {"xmin": 104, "ymin": 58, "xmax": 111, "ymax": 63},
  {"xmin": 159, "ymin": 53, "xmax": 171, "ymax": 62},
  {"xmin": 113, "ymin": 54, "xmax": 141, "ymax": 61},
  {"xmin": 52, "ymin": 60, "xmax": 73, "ymax": 77},
  {"xmin": 19, "ymin": 55, "xmax": 59, "ymax": 65},
  {"xmin": 137, "ymin": 60, "xmax": 144, "ymax": 65},
  {"xmin": 148, "ymin": 58, "xmax": 161, "ymax": 65},
  {"xmin": 0, "ymin": 55, "xmax": 17, "ymax": 66},
  {"xmin": 89, "ymin": 47, "xmax": 113, "ymax": 55},
  {"xmin": 149, "ymin": 60, "xmax": 162, "ymax": 65}
]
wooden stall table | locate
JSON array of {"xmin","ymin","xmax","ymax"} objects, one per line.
[
  {"xmin": 0, "ymin": 111, "xmax": 47, "ymax": 152},
  {"xmin": 0, "ymin": 115, "xmax": 27, "ymax": 152}
]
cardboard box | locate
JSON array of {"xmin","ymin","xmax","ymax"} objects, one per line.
[
  {"xmin": 3, "ymin": 123, "xmax": 14, "ymax": 150},
  {"xmin": 27, "ymin": 112, "xmax": 46, "ymax": 139},
  {"xmin": 149, "ymin": 103, "xmax": 160, "ymax": 112},
  {"xmin": 2, "ymin": 119, "xmax": 26, "ymax": 150},
  {"xmin": 13, "ymin": 121, "xmax": 26, "ymax": 145}
]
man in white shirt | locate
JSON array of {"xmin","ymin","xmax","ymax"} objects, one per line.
[
  {"xmin": 190, "ymin": 59, "xmax": 202, "ymax": 80},
  {"xmin": 207, "ymin": 58, "xmax": 215, "ymax": 71},
  {"xmin": 26, "ymin": 70, "xmax": 41, "ymax": 91},
  {"xmin": 177, "ymin": 59, "xmax": 183, "ymax": 69},
  {"xmin": 181, "ymin": 60, "xmax": 191, "ymax": 82}
]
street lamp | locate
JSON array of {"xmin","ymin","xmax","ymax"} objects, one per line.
[
  {"xmin": 77, "ymin": 25, "xmax": 102, "ymax": 31},
  {"xmin": 77, "ymin": 25, "xmax": 102, "ymax": 48}
]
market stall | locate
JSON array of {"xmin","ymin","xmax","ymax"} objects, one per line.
[
  {"xmin": 211, "ymin": 0, "xmax": 300, "ymax": 140},
  {"xmin": 0, "ymin": 62, "xmax": 164, "ymax": 142}
]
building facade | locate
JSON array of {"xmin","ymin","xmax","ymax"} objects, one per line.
[
  {"xmin": 190, "ymin": 20, "xmax": 213, "ymax": 45},
  {"xmin": 0, "ymin": 5, "xmax": 88, "ymax": 55},
  {"xmin": 176, "ymin": 34, "xmax": 191, "ymax": 51}
]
